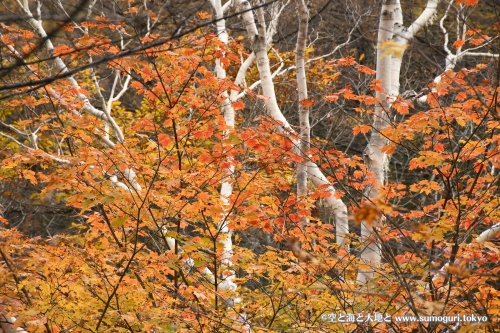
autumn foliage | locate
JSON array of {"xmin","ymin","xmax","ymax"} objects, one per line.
[{"xmin": 0, "ymin": 0, "xmax": 499, "ymax": 332}]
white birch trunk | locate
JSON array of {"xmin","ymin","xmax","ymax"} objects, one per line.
[
  {"xmin": 17, "ymin": 2, "xmax": 125, "ymax": 143},
  {"xmin": 234, "ymin": 0, "xmax": 349, "ymax": 250},
  {"xmin": 296, "ymin": 0, "xmax": 310, "ymax": 224},
  {"xmin": 5, "ymin": 1, "xmax": 143, "ymax": 193},
  {"xmin": 6, "ymin": 0, "xmax": 146, "ymax": 197},
  {"xmin": 357, "ymin": 0, "xmax": 396, "ymax": 284},
  {"xmin": 209, "ymin": 0, "xmax": 238, "ymax": 294},
  {"xmin": 357, "ymin": 0, "xmax": 440, "ymax": 283},
  {"xmin": 308, "ymin": 163, "xmax": 349, "ymax": 247},
  {"xmin": 476, "ymin": 223, "xmax": 500, "ymax": 243}
]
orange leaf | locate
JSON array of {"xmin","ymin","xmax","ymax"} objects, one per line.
[
  {"xmin": 323, "ymin": 94, "xmax": 339, "ymax": 102},
  {"xmin": 198, "ymin": 11, "xmax": 211, "ymax": 19},
  {"xmin": 288, "ymin": 237, "xmax": 319, "ymax": 264},
  {"xmin": 231, "ymin": 101, "xmax": 245, "ymax": 110},
  {"xmin": 158, "ymin": 133, "xmax": 172, "ymax": 146},
  {"xmin": 453, "ymin": 39, "xmax": 465, "ymax": 49},
  {"xmin": 446, "ymin": 265, "xmax": 471, "ymax": 278},
  {"xmin": 356, "ymin": 64, "xmax": 376, "ymax": 75},
  {"xmin": 299, "ymin": 99, "xmax": 316, "ymax": 108},
  {"xmin": 353, "ymin": 124, "xmax": 371, "ymax": 135}
]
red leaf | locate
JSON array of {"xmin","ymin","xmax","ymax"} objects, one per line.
[
  {"xmin": 231, "ymin": 101, "xmax": 245, "ymax": 110},
  {"xmin": 158, "ymin": 133, "xmax": 172, "ymax": 147}
]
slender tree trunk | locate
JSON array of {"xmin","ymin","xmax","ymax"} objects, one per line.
[
  {"xmin": 476, "ymin": 223, "xmax": 500, "ymax": 243},
  {"xmin": 209, "ymin": 0, "xmax": 238, "ymax": 294},
  {"xmin": 357, "ymin": 0, "xmax": 440, "ymax": 283},
  {"xmin": 234, "ymin": 0, "xmax": 349, "ymax": 250},
  {"xmin": 6, "ymin": 0, "xmax": 144, "ymax": 194},
  {"xmin": 16, "ymin": 7, "xmax": 125, "ymax": 143},
  {"xmin": 357, "ymin": 0, "xmax": 396, "ymax": 284},
  {"xmin": 296, "ymin": 0, "xmax": 310, "ymax": 225}
]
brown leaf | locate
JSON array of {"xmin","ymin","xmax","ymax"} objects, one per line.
[{"xmin": 354, "ymin": 204, "xmax": 381, "ymax": 227}]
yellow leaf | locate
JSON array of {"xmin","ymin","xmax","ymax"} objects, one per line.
[
  {"xmin": 376, "ymin": 40, "xmax": 408, "ymax": 58},
  {"xmin": 456, "ymin": 117, "xmax": 466, "ymax": 127},
  {"xmin": 111, "ymin": 216, "xmax": 128, "ymax": 227}
]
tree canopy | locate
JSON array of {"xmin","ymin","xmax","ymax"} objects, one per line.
[{"xmin": 0, "ymin": 0, "xmax": 499, "ymax": 332}]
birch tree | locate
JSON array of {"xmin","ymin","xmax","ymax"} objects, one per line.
[
  {"xmin": 233, "ymin": 0, "xmax": 350, "ymax": 250},
  {"xmin": 357, "ymin": 0, "xmax": 440, "ymax": 283},
  {"xmin": 295, "ymin": 0, "xmax": 310, "ymax": 224},
  {"xmin": 1, "ymin": 0, "xmax": 500, "ymax": 332}
]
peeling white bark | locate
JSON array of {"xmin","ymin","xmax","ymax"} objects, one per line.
[
  {"xmin": 251, "ymin": 13, "xmax": 292, "ymax": 130},
  {"xmin": 236, "ymin": 0, "xmax": 258, "ymax": 41},
  {"xmin": 308, "ymin": 162, "xmax": 349, "ymax": 247},
  {"xmin": 357, "ymin": 0, "xmax": 440, "ymax": 284},
  {"xmin": 296, "ymin": 0, "xmax": 310, "ymax": 224},
  {"xmin": 123, "ymin": 169, "xmax": 142, "ymax": 193},
  {"xmin": 357, "ymin": 0, "xmax": 396, "ymax": 284}
]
